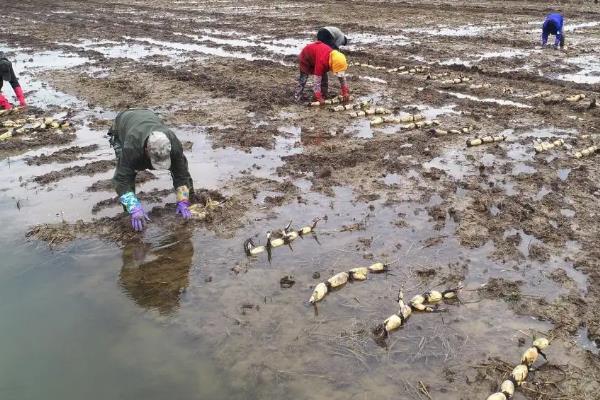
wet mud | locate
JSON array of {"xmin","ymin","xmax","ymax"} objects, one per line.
[
  {"xmin": 25, "ymin": 144, "xmax": 99, "ymax": 165},
  {"xmin": 4, "ymin": 0, "xmax": 600, "ymax": 399},
  {"xmin": 86, "ymin": 170, "xmax": 157, "ymax": 192},
  {"xmin": 32, "ymin": 159, "xmax": 115, "ymax": 185}
]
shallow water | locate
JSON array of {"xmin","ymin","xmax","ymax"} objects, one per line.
[{"xmin": 0, "ymin": 234, "xmax": 248, "ymax": 400}]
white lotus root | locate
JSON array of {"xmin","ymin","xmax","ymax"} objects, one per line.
[
  {"xmin": 309, "ymin": 95, "xmax": 355, "ymax": 107},
  {"xmin": 330, "ymin": 100, "xmax": 374, "ymax": 113},
  {"xmin": 327, "ymin": 272, "xmax": 349, "ymax": 288},
  {"xmin": 531, "ymin": 91, "xmax": 586, "ymax": 103},
  {"xmin": 469, "ymin": 83, "xmax": 492, "ymax": 90},
  {"xmin": 350, "ymin": 62, "xmax": 429, "ymax": 75},
  {"xmin": 0, "ymin": 111, "xmax": 75, "ymax": 141},
  {"xmin": 375, "ymin": 285, "xmax": 462, "ymax": 337},
  {"xmin": 409, "ymin": 285, "xmax": 462, "ymax": 312},
  {"xmin": 309, "ymin": 282, "xmax": 328, "ymax": 303},
  {"xmin": 574, "ymin": 145, "xmax": 599, "ymax": 159},
  {"xmin": 309, "ymin": 262, "xmax": 389, "ymax": 304},
  {"xmin": 466, "ymin": 135, "xmax": 506, "ymax": 147},
  {"xmin": 533, "ymin": 139, "xmax": 564, "ymax": 153},
  {"xmin": 244, "ymin": 218, "xmax": 320, "ymax": 257},
  {"xmin": 347, "ymin": 107, "xmax": 391, "ymax": 117},
  {"xmin": 348, "ymin": 266, "xmax": 368, "ymax": 281},
  {"xmin": 486, "ymin": 338, "xmax": 550, "ymax": 399},
  {"xmin": 441, "ymin": 76, "xmax": 472, "ymax": 85},
  {"xmin": 431, "ymin": 126, "xmax": 474, "ymax": 136},
  {"xmin": 370, "ymin": 113, "xmax": 428, "ymax": 126},
  {"xmin": 565, "ymin": 93, "xmax": 586, "ymax": 103},
  {"xmin": 426, "ymin": 72, "xmax": 451, "ymax": 80},
  {"xmin": 527, "ymin": 90, "xmax": 552, "ymax": 99},
  {"xmin": 511, "ymin": 364, "xmax": 528, "ymax": 386}
]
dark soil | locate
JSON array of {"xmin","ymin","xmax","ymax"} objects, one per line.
[
  {"xmin": 32, "ymin": 159, "xmax": 115, "ymax": 185},
  {"xmin": 25, "ymin": 144, "xmax": 99, "ymax": 165},
  {"xmin": 86, "ymin": 170, "xmax": 157, "ymax": 192}
]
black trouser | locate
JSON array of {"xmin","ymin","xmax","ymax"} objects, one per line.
[{"xmin": 294, "ymin": 72, "xmax": 328, "ymax": 100}]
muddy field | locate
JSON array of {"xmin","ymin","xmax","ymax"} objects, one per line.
[{"xmin": 1, "ymin": 1, "xmax": 600, "ymax": 399}]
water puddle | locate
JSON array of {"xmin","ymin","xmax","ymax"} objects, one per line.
[
  {"xmin": 503, "ymin": 229, "xmax": 537, "ymax": 258},
  {"xmin": 359, "ymin": 76, "xmax": 388, "ymax": 84},
  {"xmin": 535, "ymin": 186, "xmax": 552, "ymax": 201},
  {"xmin": 345, "ymin": 119, "xmax": 373, "ymax": 139},
  {"xmin": 404, "ymin": 24, "xmax": 496, "ymax": 37},
  {"xmin": 129, "ymin": 37, "xmax": 259, "ymax": 61},
  {"xmin": 524, "ymin": 128, "xmax": 574, "ymax": 140},
  {"xmin": 441, "ymin": 48, "xmax": 530, "ymax": 66},
  {"xmin": 72, "ymin": 39, "xmax": 183, "ymax": 61},
  {"xmin": 176, "ymin": 32, "xmax": 302, "ymax": 56},
  {"xmin": 347, "ymin": 32, "xmax": 411, "ymax": 47},
  {"xmin": 576, "ymin": 327, "xmax": 600, "ymax": 354},
  {"xmin": 560, "ymin": 209, "xmax": 575, "ymax": 218},
  {"xmin": 558, "ymin": 168, "xmax": 571, "ymax": 181},
  {"xmin": 512, "ymin": 162, "xmax": 537, "ymax": 175},
  {"xmin": 61, "ymin": 34, "xmax": 291, "ymax": 64},
  {"xmin": 555, "ymin": 55, "xmax": 600, "ymax": 84},
  {"xmin": 497, "ymin": 180, "xmax": 517, "ymax": 196},
  {"xmin": 383, "ymin": 173, "xmax": 402, "ymax": 186},
  {"xmin": 423, "ymin": 149, "xmax": 469, "ymax": 180},
  {"xmin": 405, "ymin": 104, "xmax": 459, "ymax": 120},
  {"xmin": 564, "ymin": 21, "xmax": 600, "ymax": 32},
  {"xmin": 439, "ymin": 91, "xmax": 532, "ymax": 108},
  {"xmin": 506, "ymin": 142, "xmax": 533, "ymax": 163}
]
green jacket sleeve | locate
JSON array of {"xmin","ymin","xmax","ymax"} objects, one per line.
[
  {"xmin": 169, "ymin": 139, "xmax": 194, "ymax": 193},
  {"xmin": 112, "ymin": 148, "xmax": 138, "ymax": 196}
]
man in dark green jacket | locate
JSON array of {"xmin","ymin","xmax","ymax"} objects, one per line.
[{"xmin": 108, "ymin": 109, "xmax": 194, "ymax": 231}]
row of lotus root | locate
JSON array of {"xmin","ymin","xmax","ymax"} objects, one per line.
[
  {"xmin": 244, "ymin": 219, "xmax": 319, "ymax": 258},
  {"xmin": 486, "ymin": 338, "xmax": 550, "ymax": 400},
  {"xmin": 246, "ymin": 217, "xmax": 552, "ymax": 400},
  {"xmin": 373, "ymin": 285, "xmax": 462, "ymax": 338},
  {"xmin": 309, "ymin": 95, "xmax": 355, "ymax": 107},
  {"xmin": 350, "ymin": 62, "xmax": 429, "ymax": 75},
  {"xmin": 0, "ymin": 114, "xmax": 73, "ymax": 141},
  {"xmin": 529, "ymin": 90, "xmax": 588, "ymax": 103},
  {"xmin": 370, "ymin": 113, "xmax": 428, "ymax": 126},
  {"xmin": 431, "ymin": 126, "xmax": 475, "ymax": 136},
  {"xmin": 533, "ymin": 139, "xmax": 599, "ymax": 159},
  {"xmin": 309, "ymin": 262, "xmax": 390, "ymax": 303}
]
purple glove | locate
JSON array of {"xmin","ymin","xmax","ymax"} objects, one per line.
[
  {"xmin": 131, "ymin": 204, "xmax": 150, "ymax": 231},
  {"xmin": 176, "ymin": 200, "xmax": 192, "ymax": 220}
]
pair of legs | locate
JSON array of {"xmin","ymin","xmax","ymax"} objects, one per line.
[{"xmin": 294, "ymin": 72, "xmax": 328, "ymax": 101}]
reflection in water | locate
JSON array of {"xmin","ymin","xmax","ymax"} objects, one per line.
[{"xmin": 119, "ymin": 232, "xmax": 193, "ymax": 315}]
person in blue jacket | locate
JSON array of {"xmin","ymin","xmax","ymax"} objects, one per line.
[{"xmin": 542, "ymin": 13, "xmax": 565, "ymax": 49}]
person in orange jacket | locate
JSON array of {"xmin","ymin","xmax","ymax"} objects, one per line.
[
  {"xmin": 294, "ymin": 41, "xmax": 349, "ymax": 104},
  {"xmin": 0, "ymin": 53, "xmax": 26, "ymax": 110}
]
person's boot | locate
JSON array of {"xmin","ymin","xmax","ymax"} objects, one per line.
[{"xmin": 0, "ymin": 94, "xmax": 12, "ymax": 110}]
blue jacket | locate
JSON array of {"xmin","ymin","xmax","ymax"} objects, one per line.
[{"xmin": 542, "ymin": 13, "xmax": 563, "ymax": 47}]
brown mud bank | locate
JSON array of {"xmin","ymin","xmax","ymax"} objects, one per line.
[
  {"xmin": 27, "ymin": 188, "xmax": 238, "ymax": 246},
  {"xmin": 32, "ymin": 159, "xmax": 115, "ymax": 185},
  {"xmin": 24, "ymin": 144, "xmax": 99, "ymax": 166},
  {"xmin": 28, "ymin": 176, "xmax": 299, "ymax": 245}
]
